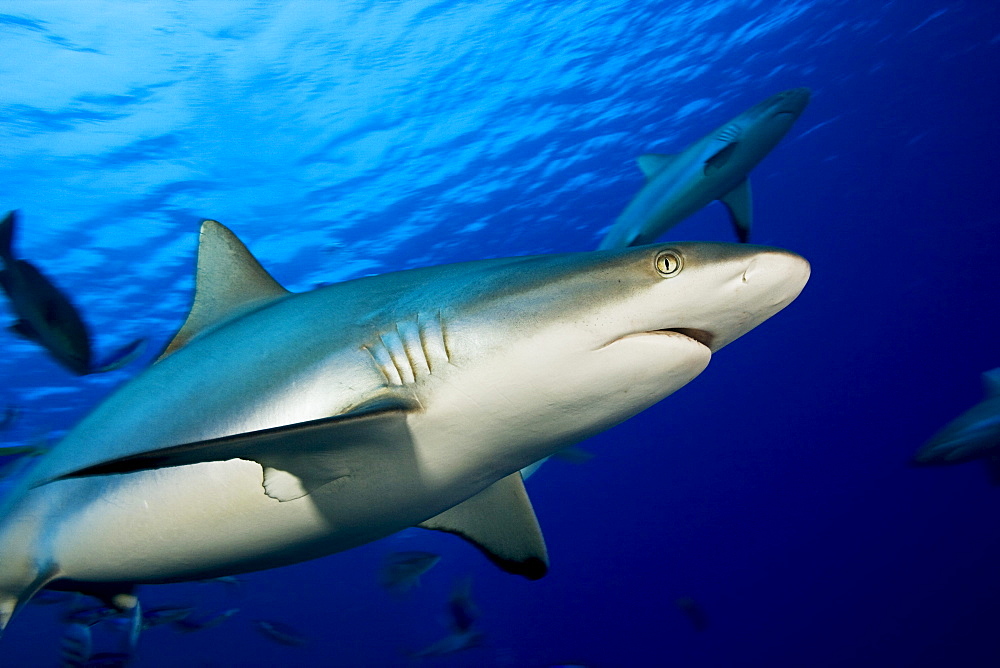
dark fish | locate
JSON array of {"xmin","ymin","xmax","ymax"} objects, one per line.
[
  {"xmin": 379, "ymin": 550, "xmax": 441, "ymax": 593},
  {"xmin": 172, "ymin": 607, "xmax": 239, "ymax": 632},
  {"xmin": 253, "ymin": 619, "xmax": 307, "ymax": 646},
  {"xmin": 60, "ymin": 622, "xmax": 92, "ymax": 667},
  {"xmin": 142, "ymin": 605, "xmax": 194, "ymax": 628},
  {"xmin": 676, "ymin": 597, "xmax": 709, "ymax": 631},
  {"xmin": 0, "ymin": 211, "xmax": 144, "ymax": 375}
]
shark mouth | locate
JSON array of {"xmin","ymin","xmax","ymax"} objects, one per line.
[
  {"xmin": 600, "ymin": 327, "xmax": 715, "ymax": 352},
  {"xmin": 662, "ymin": 328, "xmax": 715, "ymax": 349}
]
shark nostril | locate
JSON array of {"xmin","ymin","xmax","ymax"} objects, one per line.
[{"xmin": 741, "ymin": 258, "xmax": 757, "ymax": 284}]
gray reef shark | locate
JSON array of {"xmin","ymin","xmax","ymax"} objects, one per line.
[
  {"xmin": 599, "ymin": 87, "xmax": 811, "ymax": 249},
  {"xmin": 913, "ymin": 368, "xmax": 1000, "ymax": 482},
  {"xmin": 0, "ymin": 211, "xmax": 145, "ymax": 375},
  {"xmin": 0, "ymin": 221, "xmax": 809, "ymax": 632}
]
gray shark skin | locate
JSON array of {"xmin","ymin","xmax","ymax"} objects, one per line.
[
  {"xmin": 599, "ymin": 88, "xmax": 811, "ymax": 249},
  {"xmin": 913, "ymin": 368, "xmax": 1000, "ymax": 470},
  {"xmin": 0, "ymin": 221, "xmax": 809, "ymax": 631}
]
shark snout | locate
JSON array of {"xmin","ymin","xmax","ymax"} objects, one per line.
[
  {"xmin": 702, "ymin": 246, "xmax": 810, "ymax": 351},
  {"xmin": 774, "ymin": 87, "xmax": 811, "ymax": 117}
]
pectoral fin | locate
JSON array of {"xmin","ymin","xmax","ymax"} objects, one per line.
[
  {"xmin": 419, "ymin": 472, "xmax": 548, "ymax": 580},
  {"xmin": 719, "ymin": 179, "xmax": 752, "ymax": 242},
  {"xmin": 41, "ymin": 400, "xmax": 414, "ymax": 503}
]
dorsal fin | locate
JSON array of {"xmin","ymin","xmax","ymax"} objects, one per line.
[
  {"xmin": 158, "ymin": 220, "xmax": 289, "ymax": 361},
  {"xmin": 636, "ymin": 153, "xmax": 676, "ymax": 179}
]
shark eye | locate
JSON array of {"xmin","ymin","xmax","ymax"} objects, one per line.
[{"xmin": 654, "ymin": 250, "xmax": 683, "ymax": 278}]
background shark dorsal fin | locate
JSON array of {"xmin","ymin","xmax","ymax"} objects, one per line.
[
  {"xmin": 983, "ymin": 368, "xmax": 1000, "ymax": 397},
  {"xmin": 158, "ymin": 220, "xmax": 289, "ymax": 360},
  {"xmin": 418, "ymin": 472, "xmax": 549, "ymax": 580},
  {"xmin": 636, "ymin": 153, "xmax": 676, "ymax": 179},
  {"xmin": 719, "ymin": 179, "xmax": 753, "ymax": 243}
]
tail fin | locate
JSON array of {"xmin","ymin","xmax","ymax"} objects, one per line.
[{"xmin": 0, "ymin": 210, "xmax": 15, "ymax": 265}]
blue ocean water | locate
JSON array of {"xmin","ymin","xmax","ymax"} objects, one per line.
[{"xmin": 0, "ymin": 0, "xmax": 998, "ymax": 665}]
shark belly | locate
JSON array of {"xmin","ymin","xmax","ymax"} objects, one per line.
[{"xmin": 38, "ymin": 447, "xmax": 455, "ymax": 584}]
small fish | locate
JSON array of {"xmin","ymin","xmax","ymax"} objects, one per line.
[
  {"xmin": 408, "ymin": 578, "xmax": 483, "ymax": 659},
  {"xmin": 141, "ymin": 605, "xmax": 194, "ymax": 628},
  {"xmin": 379, "ymin": 551, "xmax": 441, "ymax": 594},
  {"xmin": 172, "ymin": 607, "xmax": 239, "ymax": 632},
  {"xmin": 60, "ymin": 622, "xmax": 92, "ymax": 668},
  {"xmin": 448, "ymin": 577, "xmax": 478, "ymax": 633},
  {"xmin": 676, "ymin": 597, "xmax": 709, "ymax": 632},
  {"xmin": 253, "ymin": 619, "xmax": 307, "ymax": 646},
  {"xmin": 62, "ymin": 604, "xmax": 123, "ymax": 626}
]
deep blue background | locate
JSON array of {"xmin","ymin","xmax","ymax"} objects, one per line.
[{"xmin": 1, "ymin": 1, "xmax": 999, "ymax": 665}]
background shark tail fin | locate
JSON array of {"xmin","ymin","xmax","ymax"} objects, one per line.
[{"xmin": 0, "ymin": 210, "xmax": 15, "ymax": 264}]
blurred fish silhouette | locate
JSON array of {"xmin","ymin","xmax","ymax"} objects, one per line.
[
  {"xmin": 253, "ymin": 619, "xmax": 307, "ymax": 646},
  {"xmin": 60, "ymin": 622, "xmax": 93, "ymax": 667},
  {"xmin": 676, "ymin": 597, "xmax": 709, "ymax": 632},
  {"xmin": 0, "ymin": 211, "xmax": 145, "ymax": 375},
  {"xmin": 379, "ymin": 550, "xmax": 441, "ymax": 594},
  {"xmin": 409, "ymin": 577, "xmax": 483, "ymax": 659},
  {"xmin": 141, "ymin": 605, "xmax": 194, "ymax": 628},
  {"xmin": 913, "ymin": 368, "xmax": 1000, "ymax": 483},
  {"xmin": 172, "ymin": 607, "xmax": 239, "ymax": 632}
]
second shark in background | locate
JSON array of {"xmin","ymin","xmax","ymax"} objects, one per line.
[{"xmin": 599, "ymin": 88, "xmax": 810, "ymax": 249}]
